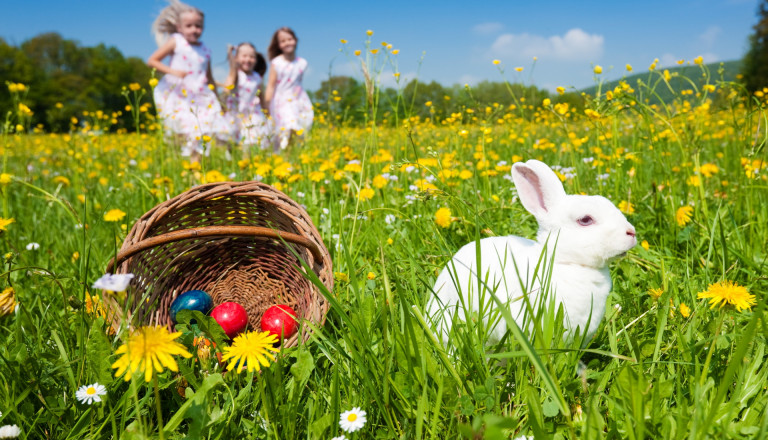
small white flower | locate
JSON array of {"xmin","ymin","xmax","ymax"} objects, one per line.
[
  {"xmin": 254, "ymin": 174, "xmax": 264, "ymax": 182},
  {"xmin": 405, "ymin": 165, "xmax": 415, "ymax": 173},
  {"xmin": 384, "ymin": 214, "xmax": 396, "ymax": 224},
  {"xmin": 409, "ymin": 185, "xmax": 418, "ymax": 191},
  {"xmin": 331, "ymin": 436, "xmax": 347, "ymax": 440},
  {"xmin": 92, "ymin": 273, "xmax": 135, "ymax": 292},
  {"xmin": 388, "ymin": 175, "xmax": 398, "ymax": 181},
  {"xmin": 76, "ymin": 383, "xmax": 107, "ymax": 405},
  {"xmin": 26, "ymin": 242, "xmax": 40, "ymax": 251},
  {"xmin": 128, "ymin": 159, "xmax": 138, "ymax": 166},
  {"xmin": 0, "ymin": 424, "xmax": 21, "ymax": 439},
  {"xmin": 228, "ymin": 172, "xmax": 237, "ymax": 179},
  {"xmin": 339, "ymin": 407, "xmax": 367, "ymax": 433},
  {"xmin": 296, "ymin": 191, "xmax": 305, "ymax": 198},
  {"xmin": 322, "ymin": 208, "xmax": 330, "ymax": 215}
]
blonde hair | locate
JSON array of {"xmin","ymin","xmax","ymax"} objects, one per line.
[{"xmin": 151, "ymin": 0, "xmax": 204, "ymax": 46}]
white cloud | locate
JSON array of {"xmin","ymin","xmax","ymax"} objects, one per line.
[
  {"xmin": 699, "ymin": 26, "xmax": 721, "ymax": 48},
  {"xmin": 489, "ymin": 28, "xmax": 604, "ymax": 62},
  {"xmin": 473, "ymin": 22, "xmax": 504, "ymax": 35}
]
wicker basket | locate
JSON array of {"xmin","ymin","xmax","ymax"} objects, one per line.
[{"xmin": 103, "ymin": 181, "xmax": 332, "ymax": 348}]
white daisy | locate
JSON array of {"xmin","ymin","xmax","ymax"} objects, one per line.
[
  {"xmin": 339, "ymin": 407, "xmax": 366, "ymax": 433},
  {"xmin": 75, "ymin": 383, "xmax": 107, "ymax": 405},
  {"xmin": 25, "ymin": 242, "xmax": 40, "ymax": 251},
  {"xmin": 0, "ymin": 424, "xmax": 21, "ymax": 439},
  {"xmin": 92, "ymin": 273, "xmax": 134, "ymax": 292},
  {"xmin": 331, "ymin": 436, "xmax": 347, "ymax": 440}
]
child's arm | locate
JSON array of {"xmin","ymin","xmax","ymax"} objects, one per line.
[
  {"xmin": 264, "ymin": 66, "xmax": 277, "ymax": 111},
  {"xmin": 224, "ymin": 45, "xmax": 238, "ymax": 89},
  {"xmin": 147, "ymin": 38, "xmax": 186, "ymax": 78}
]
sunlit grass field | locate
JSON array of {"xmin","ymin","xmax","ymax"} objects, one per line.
[{"xmin": 1, "ymin": 57, "xmax": 767, "ymax": 439}]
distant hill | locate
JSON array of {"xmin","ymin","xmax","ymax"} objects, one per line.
[{"xmin": 580, "ymin": 60, "xmax": 742, "ymax": 104}]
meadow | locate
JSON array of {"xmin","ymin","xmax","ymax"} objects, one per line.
[{"xmin": 1, "ymin": 50, "xmax": 767, "ymax": 439}]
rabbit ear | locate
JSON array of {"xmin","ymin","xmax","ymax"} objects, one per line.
[{"xmin": 512, "ymin": 160, "xmax": 567, "ymax": 221}]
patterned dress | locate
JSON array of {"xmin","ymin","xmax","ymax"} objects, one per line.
[
  {"xmin": 269, "ymin": 55, "xmax": 313, "ymax": 147},
  {"xmin": 153, "ymin": 33, "xmax": 228, "ymax": 156},
  {"xmin": 226, "ymin": 70, "xmax": 272, "ymax": 149}
]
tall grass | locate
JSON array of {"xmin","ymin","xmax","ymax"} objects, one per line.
[{"xmin": 1, "ymin": 49, "xmax": 767, "ymax": 439}]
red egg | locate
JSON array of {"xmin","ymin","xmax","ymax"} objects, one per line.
[
  {"xmin": 261, "ymin": 305, "xmax": 298, "ymax": 339},
  {"xmin": 211, "ymin": 302, "xmax": 248, "ymax": 339}
]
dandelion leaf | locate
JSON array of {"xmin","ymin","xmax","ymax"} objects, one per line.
[
  {"xmin": 86, "ymin": 318, "xmax": 113, "ymax": 384},
  {"xmin": 290, "ymin": 348, "xmax": 314, "ymax": 384}
]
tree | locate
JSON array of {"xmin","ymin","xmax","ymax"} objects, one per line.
[{"xmin": 742, "ymin": 0, "xmax": 768, "ymax": 93}]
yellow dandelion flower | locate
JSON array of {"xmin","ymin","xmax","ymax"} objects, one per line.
[
  {"xmin": 618, "ymin": 201, "xmax": 634, "ymax": 215},
  {"xmin": 435, "ymin": 207, "xmax": 452, "ymax": 228},
  {"xmin": 340, "ymin": 39, "xmax": 348, "ymax": 44},
  {"xmin": 0, "ymin": 217, "xmax": 16, "ymax": 231},
  {"xmin": 514, "ymin": 67, "xmax": 523, "ymax": 72},
  {"xmin": 372, "ymin": 175, "xmax": 388, "ymax": 189},
  {"xmin": 111, "ymin": 326, "xmax": 192, "ymax": 382},
  {"xmin": 675, "ymin": 206, "xmax": 693, "ymax": 227},
  {"xmin": 648, "ymin": 288, "xmax": 663, "ymax": 300},
  {"xmin": 556, "ymin": 86, "xmax": 565, "ymax": 95},
  {"xmin": 493, "ymin": 59, "xmax": 501, "ymax": 65},
  {"xmin": 641, "ymin": 240, "xmax": 650, "ymax": 250},
  {"xmin": 0, "ymin": 173, "xmax": 12, "ymax": 184},
  {"xmin": 366, "ymin": 30, "xmax": 373, "ymax": 36},
  {"xmin": 0, "ymin": 287, "xmax": 18, "ymax": 316},
  {"xmin": 626, "ymin": 64, "xmax": 633, "ymax": 72},
  {"xmin": 367, "ymin": 271, "xmax": 376, "ymax": 280},
  {"xmin": 679, "ymin": 303, "xmax": 691, "ymax": 318},
  {"xmin": 697, "ymin": 280, "xmax": 756, "ymax": 312},
  {"xmin": 358, "ymin": 187, "xmax": 375, "ymax": 201},
  {"xmin": 391, "ymin": 49, "xmax": 400, "ymax": 55},
  {"xmin": 103, "ymin": 209, "xmax": 126, "ymax": 222},
  {"xmin": 221, "ymin": 331, "xmax": 279, "ymax": 373},
  {"xmin": 593, "ymin": 65, "xmax": 603, "ymax": 74},
  {"xmin": 354, "ymin": 50, "xmax": 361, "ymax": 56},
  {"xmin": 149, "ymin": 78, "xmax": 159, "ymax": 88},
  {"xmin": 334, "ymin": 272, "xmax": 349, "ymax": 282},
  {"xmin": 694, "ymin": 56, "xmax": 703, "ymax": 65}
]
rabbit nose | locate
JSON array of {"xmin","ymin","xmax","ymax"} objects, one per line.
[{"xmin": 626, "ymin": 227, "xmax": 636, "ymax": 237}]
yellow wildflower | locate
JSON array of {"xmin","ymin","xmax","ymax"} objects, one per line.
[
  {"xmin": 697, "ymin": 280, "xmax": 756, "ymax": 312},
  {"xmin": 435, "ymin": 207, "xmax": 452, "ymax": 228},
  {"xmin": 675, "ymin": 206, "xmax": 693, "ymax": 227}
]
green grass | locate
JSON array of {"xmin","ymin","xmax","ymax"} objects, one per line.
[{"xmin": 0, "ymin": 54, "xmax": 767, "ymax": 439}]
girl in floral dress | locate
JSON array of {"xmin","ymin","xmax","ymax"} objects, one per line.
[
  {"xmin": 264, "ymin": 27, "xmax": 313, "ymax": 150},
  {"xmin": 224, "ymin": 43, "xmax": 272, "ymax": 150},
  {"xmin": 148, "ymin": 0, "xmax": 228, "ymax": 160}
]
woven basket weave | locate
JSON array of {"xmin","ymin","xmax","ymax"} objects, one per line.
[{"xmin": 104, "ymin": 181, "xmax": 332, "ymax": 348}]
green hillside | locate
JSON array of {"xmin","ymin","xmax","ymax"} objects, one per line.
[{"xmin": 581, "ymin": 60, "xmax": 742, "ymax": 104}]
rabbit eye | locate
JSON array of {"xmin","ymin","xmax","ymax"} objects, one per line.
[{"xmin": 577, "ymin": 215, "xmax": 594, "ymax": 226}]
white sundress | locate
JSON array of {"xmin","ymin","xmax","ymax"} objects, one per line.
[
  {"xmin": 226, "ymin": 70, "xmax": 272, "ymax": 149},
  {"xmin": 153, "ymin": 33, "xmax": 229, "ymax": 156},
  {"xmin": 269, "ymin": 55, "xmax": 313, "ymax": 147}
]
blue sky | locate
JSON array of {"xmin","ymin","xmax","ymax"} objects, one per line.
[{"xmin": 1, "ymin": 0, "xmax": 759, "ymax": 92}]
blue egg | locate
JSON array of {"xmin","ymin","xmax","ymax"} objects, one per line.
[{"xmin": 170, "ymin": 290, "xmax": 213, "ymax": 324}]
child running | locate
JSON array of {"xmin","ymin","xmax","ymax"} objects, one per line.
[
  {"xmin": 224, "ymin": 43, "xmax": 272, "ymax": 150},
  {"xmin": 148, "ymin": 0, "xmax": 228, "ymax": 160},
  {"xmin": 264, "ymin": 27, "xmax": 313, "ymax": 150}
]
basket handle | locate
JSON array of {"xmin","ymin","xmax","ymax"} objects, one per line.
[{"xmin": 106, "ymin": 225, "xmax": 325, "ymax": 273}]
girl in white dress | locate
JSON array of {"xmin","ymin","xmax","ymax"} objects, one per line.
[
  {"xmin": 148, "ymin": 0, "xmax": 228, "ymax": 160},
  {"xmin": 264, "ymin": 27, "xmax": 314, "ymax": 150},
  {"xmin": 224, "ymin": 43, "xmax": 272, "ymax": 150}
]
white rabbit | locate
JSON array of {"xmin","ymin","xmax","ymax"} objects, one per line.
[{"xmin": 428, "ymin": 159, "xmax": 636, "ymax": 344}]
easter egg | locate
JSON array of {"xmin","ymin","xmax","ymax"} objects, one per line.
[
  {"xmin": 211, "ymin": 302, "xmax": 249, "ymax": 339},
  {"xmin": 169, "ymin": 290, "xmax": 213, "ymax": 324},
  {"xmin": 261, "ymin": 305, "xmax": 298, "ymax": 339}
]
